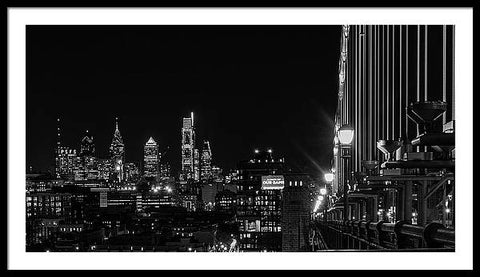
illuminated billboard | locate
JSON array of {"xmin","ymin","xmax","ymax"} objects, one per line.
[{"xmin": 261, "ymin": 175, "xmax": 285, "ymax": 190}]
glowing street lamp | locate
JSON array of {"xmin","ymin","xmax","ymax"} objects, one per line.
[
  {"xmin": 324, "ymin": 172, "xmax": 334, "ymax": 183},
  {"xmin": 337, "ymin": 124, "xmax": 354, "ymax": 221},
  {"xmin": 320, "ymin": 188, "xmax": 327, "ymax": 195},
  {"xmin": 337, "ymin": 125, "xmax": 354, "ymax": 145}
]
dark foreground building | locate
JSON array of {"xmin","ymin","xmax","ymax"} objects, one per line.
[
  {"xmin": 282, "ymin": 181, "xmax": 312, "ymax": 252},
  {"xmin": 234, "ymin": 149, "xmax": 316, "ymax": 252}
]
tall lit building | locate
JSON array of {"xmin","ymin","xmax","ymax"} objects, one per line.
[
  {"xmin": 124, "ymin": 162, "xmax": 140, "ymax": 182},
  {"xmin": 55, "ymin": 147, "xmax": 77, "ymax": 180},
  {"xmin": 160, "ymin": 162, "xmax": 171, "ymax": 179},
  {"xmin": 97, "ymin": 158, "xmax": 112, "ymax": 181},
  {"xmin": 109, "ymin": 117, "xmax": 125, "ymax": 182},
  {"xmin": 80, "ymin": 130, "xmax": 95, "ymax": 156},
  {"xmin": 143, "ymin": 137, "xmax": 159, "ymax": 178},
  {"xmin": 75, "ymin": 130, "xmax": 98, "ymax": 180},
  {"xmin": 194, "ymin": 149, "xmax": 200, "ymax": 181},
  {"xmin": 200, "ymin": 140, "xmax": 213, "ymax": 181},
  {"xmin": 54, "ymin": 118, "xmax": 77, "ymax": 180},
  {"xmin": 180, "ymin": 112, "xmax": 197, "ymax": 182}
]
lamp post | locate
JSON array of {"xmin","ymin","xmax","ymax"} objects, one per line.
[
  {"xmin": 323, "ymin": 173, "xmax": 333, "ymax": 221},
  {"xmin": 337, "ymin": 125, "xmax": 354, "ymax": 221}
]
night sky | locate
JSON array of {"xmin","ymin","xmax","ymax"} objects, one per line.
[{"xmin": 26, "ymin": 25, "xmax": 341, "ymax": 178}]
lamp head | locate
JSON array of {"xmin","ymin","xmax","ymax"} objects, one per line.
[
  {"xmin": 337, "ymin": 125, "xmax": 354, "ymax": 145},
  {"xmin": 324, "ymin": 172, "xmax": 334, "ymax": 182}
]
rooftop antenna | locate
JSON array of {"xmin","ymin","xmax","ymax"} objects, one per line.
[
  {"xmin": 191, "ymin": 112, "xmax": 194, "ymax": 127},
  {"xmin": 56, "ymin": 118, "xmax": 61, "ymax": 147},
  {"xmin": 115, "ymin": 117, "xmax": 119, "ymax": 131}
]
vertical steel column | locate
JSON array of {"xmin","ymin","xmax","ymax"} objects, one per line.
[
  {"xmin": 423, "ymin": 26, "xmax": 428, "ymax": 153},
  {"xmin": 392, "ymin": 25, "xmax": 396, "ymax": 140},
  {"xmin": 452, "ymin": 26, "xmax": 455, "ymax": 121},
  {"xmin": 417, "ymin": 181, "xmax": 428, "ymax": 226},
  {"xmin": 375, "ymin": 25, "xmax": 380, "ymax": 159},
  {"xmin": 443, "ymin": 25, "xmax": 447, "ymax": 124},
  {"xmin": 416, "ymin": 25, "xmax": 421, "ymax": 152},
  {"xmin": 397, "ymin": 187, "xmax": 404, "ymax": 221},
  {"xmin": 404, "ymin": 181, "xmax": 413, "ymax": 223},
  {"xmin": 362, "ymin": 26, "xmax": 367, "ymax": 164},
  {"xmin": 382, "ymin": 25, "xmax": 386, "ymax": 141},
  {"xmin": 386, "ymin": 25, "xmax": 390, "ymax": 140},
  {"xmin": 405, "ymin": 25, "xmax": 409, "ymax": 139},
  {"xmin": 355, "ymin": 26, "xmax": 360, "ymax": 172},
  {"xmin": 399, "ymin": 25, "xmax": 403, "ymax": 139},
  {"xmin": 424, "ymin": 25, "xmax": 428, "ymax": 102},
  {"xmin": 342, "ymin": 146, "xmax": 352, "ymax": 221},
  {"xmin": 368, "ymin": 25, "xmax": 373, "ymax": 161}
]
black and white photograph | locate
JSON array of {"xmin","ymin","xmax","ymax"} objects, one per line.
[{"xmin": 7, "ymin": 7, "xmax": 474, "ymax": 270}]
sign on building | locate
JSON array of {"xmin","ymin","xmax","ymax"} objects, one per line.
[{"xmin": 261, "ymin": 175, "xmax": 285, "ymax": 190}]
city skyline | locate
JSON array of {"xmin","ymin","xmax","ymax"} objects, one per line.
[
  {"xmin": 24, "ymin": 23, "xmax": 458, "ymax": 254},
  {"xmin": 26, "ymin": 25, "xmax": 341, "ymax": 178}
]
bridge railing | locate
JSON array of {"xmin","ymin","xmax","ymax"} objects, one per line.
[{"xmin": 317, "ymin": 220, "xmax": 454, "ymax": 251}]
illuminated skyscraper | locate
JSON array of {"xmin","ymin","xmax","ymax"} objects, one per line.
[
  {"xmin": 160, "ymin": 162, "xmax": 171, "ymax": 179},
  {"xmin": 75, "ymin": 130, "xmax": 98, "ymax": 180},
  {"xmin": 80, "ymin": 130, "xmax": 95, "ymax": 156},
  {"xmin": 109, "ymin": 117, "xmax": 125, "ymax": 182},
  {"xmin": 125, "ymin": 162, "xmax": 140, "ymax": 182},
  {"xmin": 180, "ymin": 112, "xmax": 197, "ymax": 182},
  {"xmin": 194, "ymin": 149, "xmax": 200, "ymax": 181},
  {"xmin": 54, "ymin": 118, "xmax": 77, "ymax": 180},
  {"xmin": 200, "ymin": 140, "xmax": 213, "ymax": 181},
  {"xmin": 55, "ymin": 147, "xmax": 77, "ymax": 180},
  {"xmin": 143, "ymin": 137, "xmax": 159, "ymax": 178}
]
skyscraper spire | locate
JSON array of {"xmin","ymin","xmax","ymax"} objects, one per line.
[
  {"xmin": 110, "ymin": 116, "xmax": 125, "ymax": 182},
  {"xmin": 112, "ymin": 117, "xmax": 123, "ymax": 145}
]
